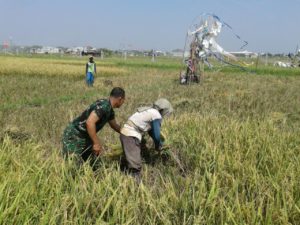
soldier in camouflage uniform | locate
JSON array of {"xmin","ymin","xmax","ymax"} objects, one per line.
[{"xmin": 62, "ymin": 87, "xmax": 125, "ymax": 166}]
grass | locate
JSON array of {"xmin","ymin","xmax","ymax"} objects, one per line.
[
  {"xmin": 0, "ymin": 55, "xmax": 299, "ymax": 224},
  {"xmin": 220, "ymin": 65, "xmax": 300, "ymax": 76}
]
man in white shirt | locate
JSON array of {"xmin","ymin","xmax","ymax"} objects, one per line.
[{"xmin": 120, "ymin": 98, "xmax": 173, "ymax": 182}]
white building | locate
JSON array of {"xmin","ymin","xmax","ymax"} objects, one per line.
[
  {"xmin": 36, "ymin": 46, "xmax": 60, "ymax": 54},
  {"xmin": 65, "ymin": 47, "xmax": 84, "ymax": 55},
  {"xmin": 171, "ymin": 49, "xmax": 183, "ymax": 57}
]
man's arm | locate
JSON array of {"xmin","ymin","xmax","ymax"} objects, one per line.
[
  {"xmin": 94, "ymin": 63, "xmax": 97, "ymax": 74},
  {"xmin": 86, "ymin": 111, "xmax": 102, "ymax": 155},
  {"xmin": 148, "ymin": 119, "xmax": 162, "ymax": 150},
  {"xmin": 86, "ymin": 63, "xmax": 88, "ymax": 74},
  {"xmin": 108, "ymin": 119, "xmax": 121, "ymax": 133}
]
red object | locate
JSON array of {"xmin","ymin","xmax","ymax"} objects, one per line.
[{"xmin": 3, "ymin": 41, "xmax": 9, "ymax": 49}]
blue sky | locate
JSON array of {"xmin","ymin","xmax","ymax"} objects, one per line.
[{"xmin": 0, "ymin": 0, "xmax": 299, "ymax": 53}]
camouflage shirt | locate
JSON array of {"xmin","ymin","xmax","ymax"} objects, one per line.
[{"xmin": 72, "ymin": 99, "xmax": 115, "ymax": 136}]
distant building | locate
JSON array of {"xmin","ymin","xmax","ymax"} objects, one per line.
[
  {"xmin": 35, "ymin": 46, "xmax": 61, "ymax": 54},
  {"xmin": 171, "ymin": 49, "xmax": 189, "ymax": 57},
  {"xmin": 65, "ymin": 46, "xmax": 101, "ymax": 56},
  {"xmin": 171, "ymin": 49, "xmax": 183, "ymax": 57},
  {"xmin": 155, "ymin": 50, "xmax": 166, "ymax": 56},
  {"xmin": 81, "ymin": 46, "xmax": 101, "ymax": 56},
  {"xmin": 65, "ymin": 47, "xmax": 84, "ymax": 55},
  {"xmin": 29, "ymin": 46, "xmax": 62, "ymax": 54}
]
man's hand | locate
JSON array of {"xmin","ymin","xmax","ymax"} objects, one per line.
[
  {"xmin": 86, "ymin": 111, "xmax": 103, "ymax": 156},
  {"xmin": 155, "ymin": 142, "xmax": 163, "ymax": 152},
  {"xmin": 93, "ymin": 143, "xmax": 103, "ymax": 156}
]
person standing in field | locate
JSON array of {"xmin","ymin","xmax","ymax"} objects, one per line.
[
  {"xmin": 86, "ymin": 56, "xmax": 96, "ymax": 86},
  {"xmin": 120, "ymin": 98, "xmax": 173, "ymax": 182},
  {"xmin": 62, "ymin": 87, "xmax": 125, "ymax": 167}
]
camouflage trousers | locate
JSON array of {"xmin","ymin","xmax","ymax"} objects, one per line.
[{"xmin": 62, "ymin": 123, "xmax": 98, "ymax": 166}]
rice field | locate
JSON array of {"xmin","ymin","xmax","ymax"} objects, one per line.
[{"xmin": 0, "ymin": 54, "xmax": 299, "ymax": 224}]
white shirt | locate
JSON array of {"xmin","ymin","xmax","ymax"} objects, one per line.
[{"xmin": 121, "ymin": 108, "xmax": 162, "ymax": 141}]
